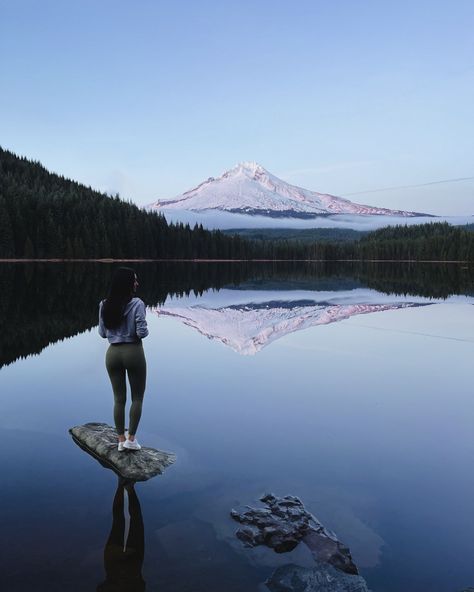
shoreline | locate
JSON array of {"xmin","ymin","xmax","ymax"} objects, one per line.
[{"xmin": 0, "ymin": 258, "xmax": 471, "ymax": 264}]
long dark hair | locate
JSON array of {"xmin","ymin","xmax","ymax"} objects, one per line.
[{"xmin": 102, "ymin": 267, "xmax": 137, "ymax": 329}]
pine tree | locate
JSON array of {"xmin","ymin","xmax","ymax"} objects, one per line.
[{"xmin": 0, "ymin": 197, "xmax": 14, "ymax": 257}]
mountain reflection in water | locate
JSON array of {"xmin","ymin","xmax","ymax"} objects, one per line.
[{"xmin": 156, "ymin": 293, "xmax": 426, "ymax": 355}]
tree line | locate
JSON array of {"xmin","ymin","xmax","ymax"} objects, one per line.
[{"xmin": 1, "ymin": 146, "xmax": 473, "ymax": 261}]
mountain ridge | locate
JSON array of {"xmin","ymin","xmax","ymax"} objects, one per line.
[{"xmin": 151, "ymin": 162, "xmax": 427, "ymax": 218}]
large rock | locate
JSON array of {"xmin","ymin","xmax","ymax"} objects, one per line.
[
  {"xmin": 231, "ymin": 493, "xmax": 358, "ymax": 575},
  {"xmin": 267, "ymin": 563, "xmax": 370, "ymax": 592},
  {"xmin": 69, "ymin": 423, "xmax": 175, "ymax": 482}
]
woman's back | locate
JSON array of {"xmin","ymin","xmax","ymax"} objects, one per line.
[{"xmin": 99, "ymin": 297, "xmax": 149, "ymax": 344}]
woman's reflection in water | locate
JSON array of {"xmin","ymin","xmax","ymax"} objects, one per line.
[{"xmin": 97, "ymin": 480, "xmax": 146, "ymax": 592}]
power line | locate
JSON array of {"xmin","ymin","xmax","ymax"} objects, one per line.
[{"xmin": 343, "ymin": 176, "xmax": 474, "ymax": 197}]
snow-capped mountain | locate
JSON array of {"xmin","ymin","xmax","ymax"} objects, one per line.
[
  {"xmin": 155, "ymin": 290, "xmax": 424, "ymax": 355},
  {"xmin": 151, "ymin": 162, "xmax": 423, "ymax": 219}
]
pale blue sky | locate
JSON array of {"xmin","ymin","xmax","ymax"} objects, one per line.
[{"xmin": 1, "ymin": 0, "xmax": 473, "ymax": 214}]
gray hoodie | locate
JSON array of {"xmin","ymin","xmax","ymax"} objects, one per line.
[{"xmin": 99, "ymin": 298, "xmax": 149, "ymax": 344}]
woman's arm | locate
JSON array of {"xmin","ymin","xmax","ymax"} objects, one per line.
[
  {"xmin": 135, "ymin": 300, "xmax": 149, "ymax": 339},
  {"xmin": 98, "ymin": 301, "xmax": 107, "ymax": 338}
]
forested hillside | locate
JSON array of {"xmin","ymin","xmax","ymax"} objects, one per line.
[
  {"xmin": 0, "ymin": 147, "xmax": 250, "ymax": 259},
  {"xmin": 356, "ymin": 222, "xmax": 474, "ymax": 261},
  {"xmin": 223, "ymin": 227, "xmax": 367, "ymax": 242}
]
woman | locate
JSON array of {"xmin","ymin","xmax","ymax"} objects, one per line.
[{"xmin": 99, "ymin": 267, "xmax": 148, "ymax": 451}]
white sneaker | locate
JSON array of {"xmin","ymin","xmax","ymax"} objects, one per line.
[
  {"xmin": 123, "ymin": 438, "xmax": 141, "ymax": 450},
  {"xmin": 118, "ymin": 441, "xmax": 126, "ymax": 452}
]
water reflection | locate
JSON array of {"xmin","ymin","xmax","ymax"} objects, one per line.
[
  {"xmin": 97, "ymin": 480, "xmax": 146, "ymax": 592},
  {"xmin": 0, "ymin": 261, "xmax": 472, "ymax": 367},
  {"xmin": 157, "ymin": 291, "xmax": 427, "ymax": 355},
  {"xmin": 0, "ymin": 261, "xmax": 254, "ymax": 368},
  {"xmin": 0, "ymin": 262, "xmax": 473, "ymax": 591}
]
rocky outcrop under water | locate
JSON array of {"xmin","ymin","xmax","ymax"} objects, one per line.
[
  {"xmin": 69, "ymin": 422, "xmax": 175, "ymax": 482},
  {"xmin": 231, "ymin": 493, "xmax": 358, "ymax": 575},
  {"xmin": 267, "ymin": 563, "xmax": 370, "ymax": 592},
  {"xmin": 231, "ymin": 493, "xmax": 371, "ymax": 592}
]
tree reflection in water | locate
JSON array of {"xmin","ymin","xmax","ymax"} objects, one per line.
[{"xmin": 0, "ymin": 260, "xmax": 471, "ymax": 368}]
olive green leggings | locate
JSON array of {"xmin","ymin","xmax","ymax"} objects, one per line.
[{"xmin": 105, "ymin": 343, "xmax": 147, "ymax": 436}]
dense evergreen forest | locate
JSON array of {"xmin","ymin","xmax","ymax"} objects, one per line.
[
  {"xmin": 229, "ymin": 223, "xmax": 474, "ymax": 261},
  {"xmin": 223, "ymin": 227, "xmax": 367, "ymax": 242},
  {"xmin": 352, "ymin": 222, "xmax": 474, "ymax": 261},
  {"xmin": 1, "ymin": 146, "xmax": 473, "ymax": 261},
  {"xmin": 0, "ymin": 147, "xmax": 251, "ymax": 259}
]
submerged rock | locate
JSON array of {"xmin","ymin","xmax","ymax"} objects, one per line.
[
  {"xmin": 231, "ymin": 493, "xmax": 358, "ymax": 575},
  {"xmin": 69, "ymin": 422, "xmax": 175, "ymax": 482},
  {"xmin": 267, "ymin": 563, "xmax": 370, "ymax": 592}
]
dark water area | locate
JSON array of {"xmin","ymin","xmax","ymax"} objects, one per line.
[{"xmin": 0, "ymin": 262, "xmax": 473, "ymax": 591}]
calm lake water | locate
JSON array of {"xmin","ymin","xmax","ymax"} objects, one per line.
[{"xmin": 0, "ymin": 262, "xmax": 473, "ymax": 592}]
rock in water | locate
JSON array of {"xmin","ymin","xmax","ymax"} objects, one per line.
[
  {"xmin": 69, "ymin": 423, "xmax": 175, "ymax": 482},
  {"xmin": 231, "ymin": 493, "xmax": 358, "ymax": 575},
  {"xmin": 267, "ymin": 563, "xmax": 370, "ymax": 592}
]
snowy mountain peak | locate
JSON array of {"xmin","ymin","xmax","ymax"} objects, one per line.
[
  {"xmin": 209, "ymin": 162, "xmax": 269, "ymax": 185},
  {"xmin": 229, "ymin": 161, "xmax": 266, "ymax": 176},
  {"xmin": 151, "ymin": 163, "xmax": 423, "ymax": 219}
]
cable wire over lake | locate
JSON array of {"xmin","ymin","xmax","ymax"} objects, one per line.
[{"xmin": 343, "ymin": 176, "xmax": 474, "ymax": 197}]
